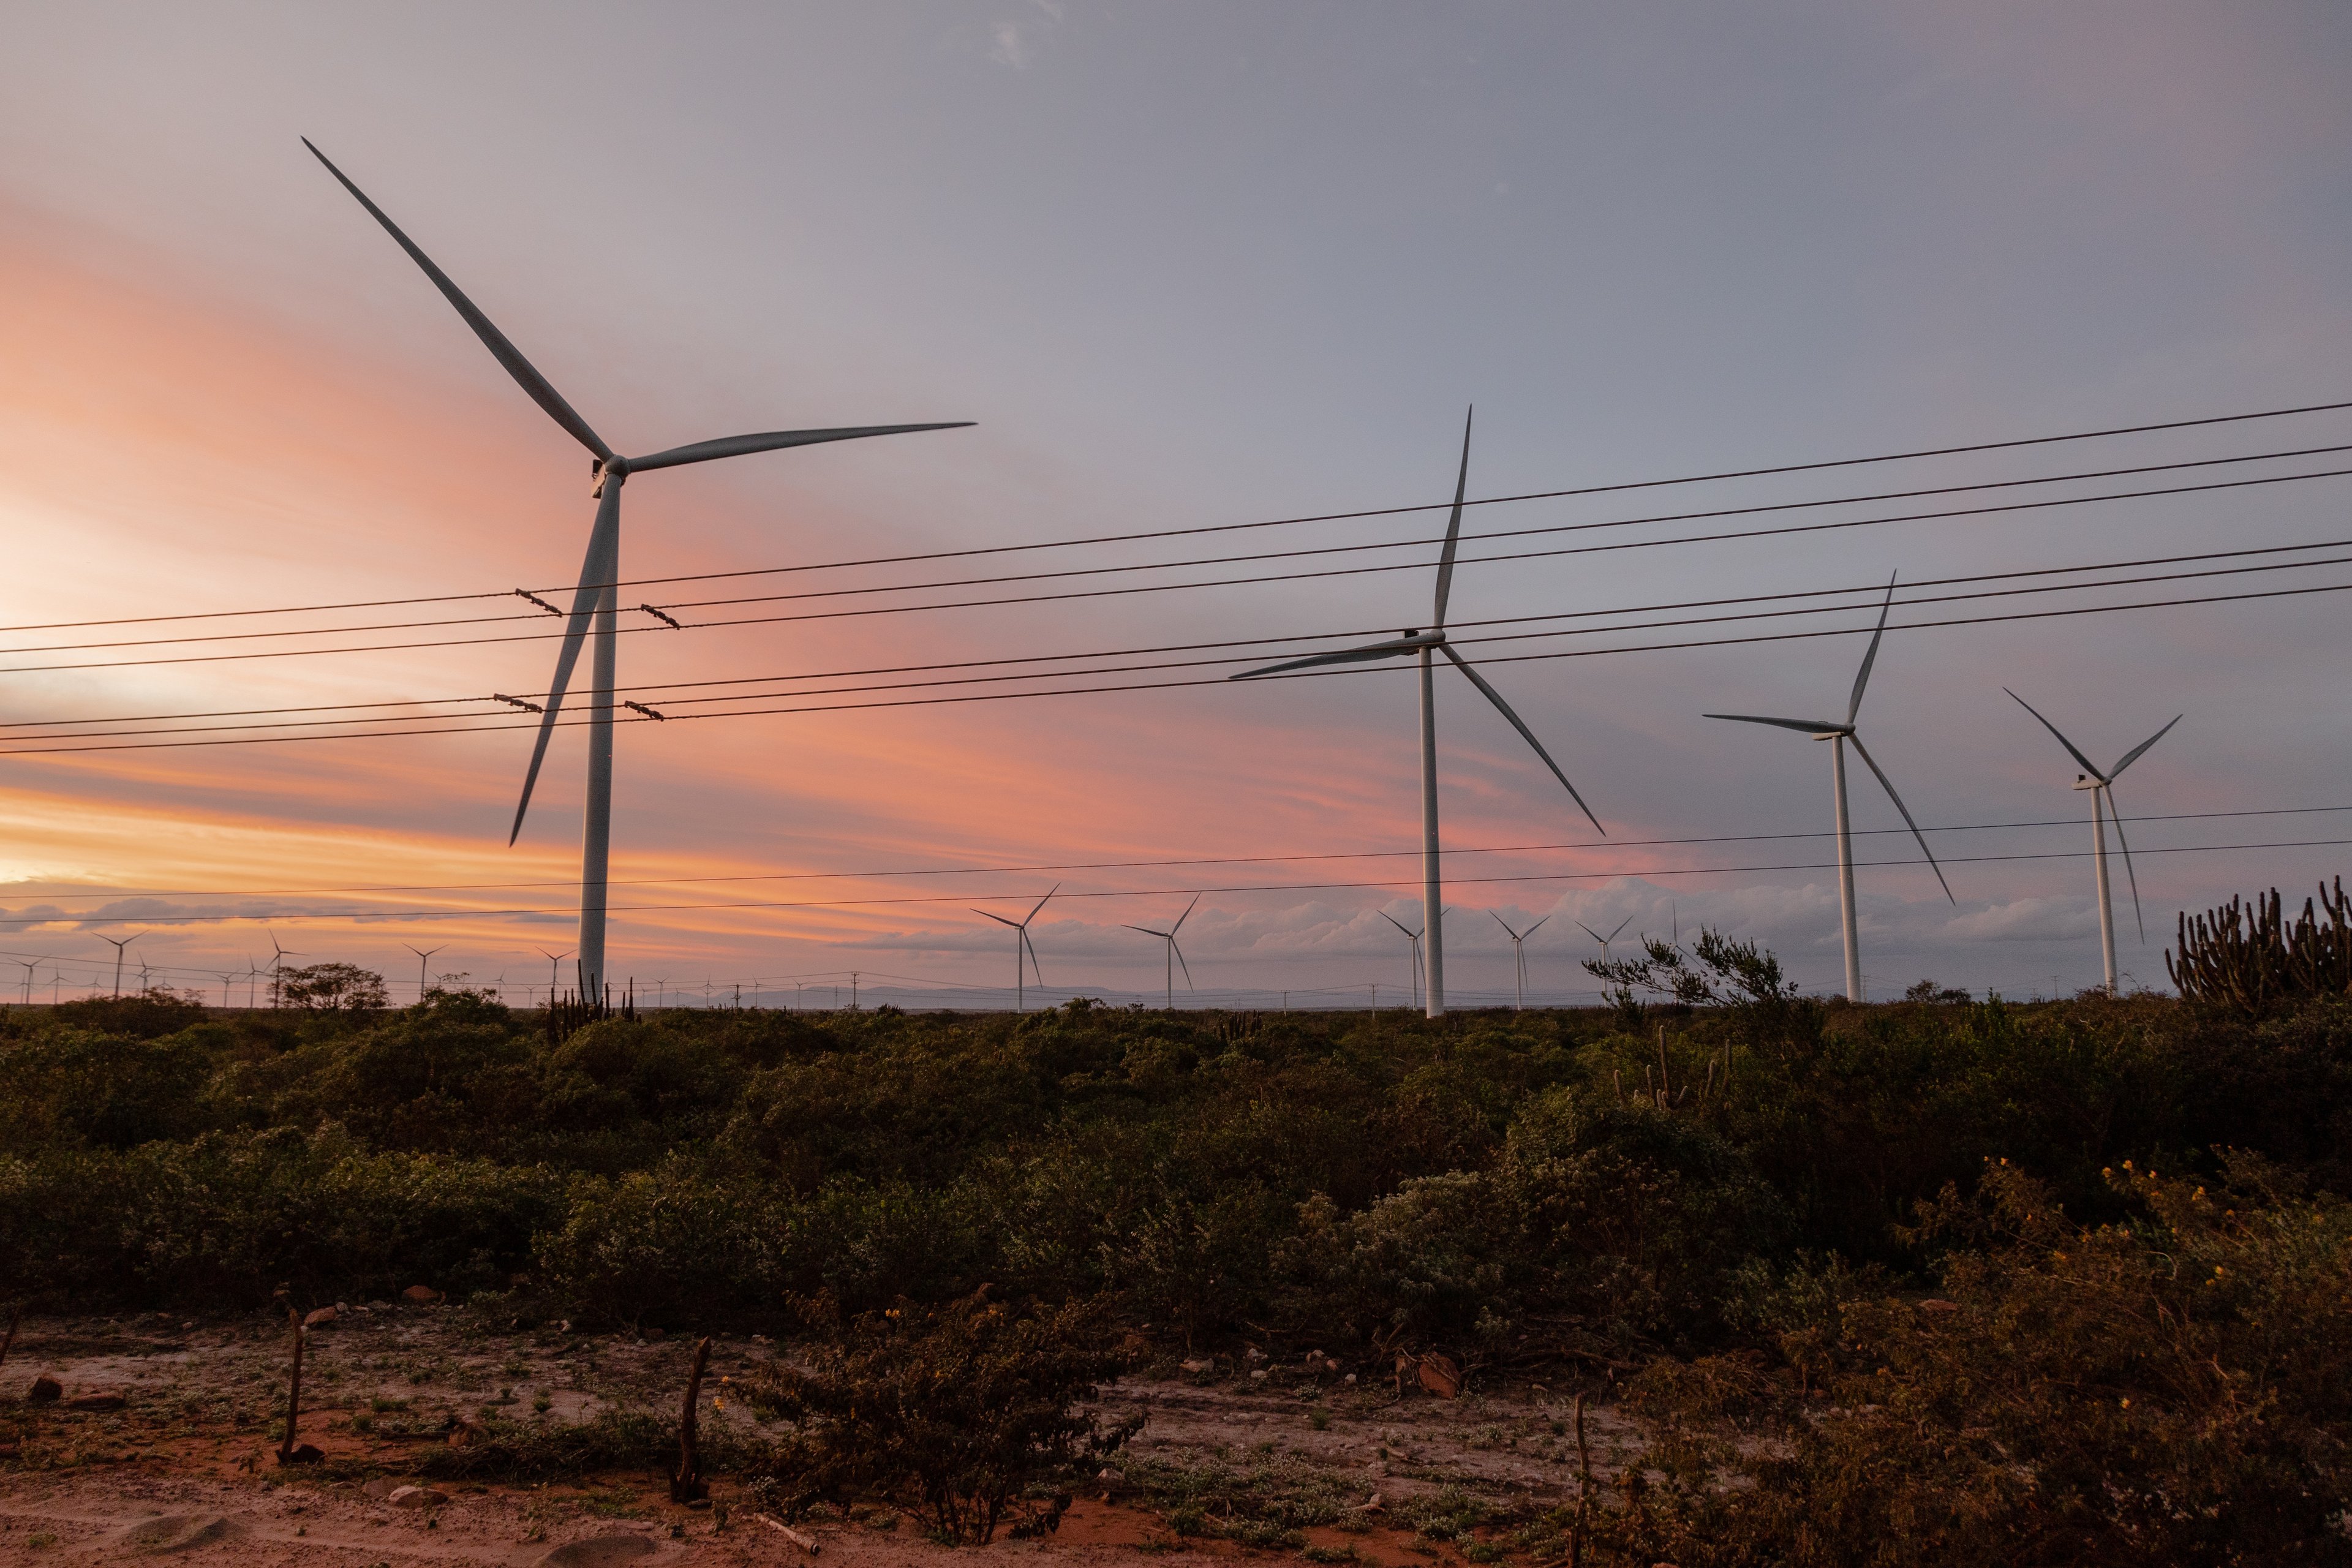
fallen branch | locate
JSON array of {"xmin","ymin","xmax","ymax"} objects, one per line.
[
  {"xmin": 753, "ymin": 1513, "xmax": 820, "ymax": 1553},
  {"xmin": 671, "ymin": 1335, "xmax": 712, "ymax": 1503}
]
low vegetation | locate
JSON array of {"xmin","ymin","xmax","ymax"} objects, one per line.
[{"xmin": 1, "ymin": 888, "xmax": 2347, "ymax": 1561}]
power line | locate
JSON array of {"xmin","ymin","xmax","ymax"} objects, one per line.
[
  {"xmin": 12, "ymin": 535, "xmax": 2338, "ymax": 734},
  {"xmin": 1, "ymin": 835, "xmax": 2339, "ymax": 927},
  {"xmin": 7, "ymin": 804, "xmax": 2342, "ymax": 905},
  {"xmin": 8, "ymin": 393, "xmax": 2344, "ymax": 637},
  {"xmin": 4, "ymin": 567, "xmax": 2345, "ymax": 755},
  {"xmin": 15, "ymin": 438, "xmax": 2349, "ymax": 657}
]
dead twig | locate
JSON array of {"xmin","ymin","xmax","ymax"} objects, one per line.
[
  {"xmin": 671, "ymin": 1335, "xmax": 712, "ymax": 1503},
  {"xmin": 754, "ymin": 1513, "xmax": 820, "ymax": 1554}
]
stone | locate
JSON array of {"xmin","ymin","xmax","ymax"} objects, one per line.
[
  {"xmin": 1415, "ymin": 1354, "xmax": 1463, "ymax": 1400},
  {"xmin": 301, "ymin": 1306, "xmax": 338, "ymax": 1328},
  {"xmin": 361, "ymin": 1479, "xmax": 395, "ymax": 1500},
  {"xmin": 1178, "ymin": 1357, "xmax": 1214, "ymax": 1374},
  {"xmin": 69, "ymin": 1390, "xmax": 128, "ymax": 1411},
  {"xmin": 535, "ymin": 1534, "xmax": 658, "ymax": 1567},
  {"xmin": 387, "ymin": 1484, "xmax": 448, "ymax": 1509},
  {"xmin": 1917, "ymin": 1298, "xmax": 1960, "ymax": 1315},
  {"xmin": 1250, "ymin": 1370, "xmax": 1269, "ymax": 1381},
  {"xmin": 114, "ymin": 1513, "xmax": 243, "ymax": 1555},
  {"xmin": 27, "ymin": 1373, "xmax": 62, "ymax": 1404},
  {"xmin": 402, "ymin": 1284, "xmax": 442, "ymax": 1303}
]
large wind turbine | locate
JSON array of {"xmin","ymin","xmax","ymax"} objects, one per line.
[
  {"xmin": 1231, "ymin": 411, "xmax": 1603, "ymax": 1018},
  {"xmin": 306, "ymin": 141, "xmax": 971, "ymax": 995},
  {"xmin": 1124, "ymin": 893, "xmax": 1200, "ymax": 1010},
  {"xmin": 1379, "ymin": 911, "xmax": 1427, "ymax": 1012},
  {"xmin": 1574, "ymin": 914, "xmax": 1632, "ymax": 963},
  {"xmin": 1705, "ymin": 575, "xmax": 1953, "ymax": 1001},
  {"xmin": 1491, "ymin": 911, "xmax": 1548, "ymax": 1011},
  {"xmin": 973, "ymin": 887, "xmax": 1057, "ymax": 1012},
  {"xmin": 2006, "ymin": 690, "xmax": 2180, "ymax": 993}
]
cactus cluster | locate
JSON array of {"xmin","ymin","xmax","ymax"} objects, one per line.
[{"xmin": 2166, "ymin": 876, "xmax": 2352, "ymax": 1013}]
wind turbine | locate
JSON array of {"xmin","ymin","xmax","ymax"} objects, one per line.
[
  {"xmin": 266, "ymin": 933, "xmax": 302, "ymax": 1008},
  {"xmin": 1230, "ymin": 410, "xmax": 1602, "ymax": 1019},
  {"xmin": 1705, "ymin": 573, "xmax": 1952, "ymax": 1001},
  {"xmin": 15, "ymin": 958, "xmax": 42, "ymax": 1006},
  {"xmin": 1490, "ymin": 911, "xmax": 1549, "ymax": 1011},
  {"xmin": 1378, "ymin": 909, "xmax": 1447, "ymax": 1012},
  {"xmin": 99, "ymin": 933, "xmax": 140, "ymax": 997},
  {"xmin": 1124, "ymin": 894, "xmax": 1200, "ymax": 1010},
  {"xmin": 2006, "ymin": 690, "xmax": 2181, "ymax": 993},
  {"xmin": 538, "ymin": 949, "xmax": 574, "ymax": 1000},
  {"xmin": 214, "ymin": 970, "xmax": 241, "ymax": 1010},
  {"xmin": 306, "ymin": 141, "xmax": 972, "ymax": 997},
  {"xmin": 403, "ymin": 943, "xmax": 447, "ymax": 1003},
  {"xmin": 972, "ymin": 887, "xmax": 1057, "ymax": 1012},
  {"xmin": 1574, "ymin": 914, "xmax": 1632, "ymax": 963}
]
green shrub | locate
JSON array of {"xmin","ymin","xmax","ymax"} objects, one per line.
[{"xmin": 748, "ymin": 1287, "xmax": 1136, "ymax": 1544}]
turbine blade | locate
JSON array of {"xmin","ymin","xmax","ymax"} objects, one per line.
[
  {"xmin": 508, "ymin": 492, "xmax": 620, "ymax": 844},
  {"xmin": 1379, "ymin": 910, "xmax": 1417, "ymax": 938},
  {"xmin": 973, "ymin": 910, "xmax": 1023, "ymax": 929},
  {"xmin": 2003, "ymin": 688, "xmax": 2106, "ymax": 782},
  {"xmin": 1575, "ymin": 921, "xmax": 1605, "ymax": 943},
  {"xmin": 1172, "ymin": 891, "xmax": 1202, "ymax": 933},
  {"xmin": 1172, "ymin": 941, "xmax": 1194, "ymax": 990},
  {"xmin": 1606, "ymin": 914, "xmax": 1632, "ymax": 941},
  {"xmin": 2106, "ymin": 782, "xmax": 2146, "ymax": 943},
  {"xmin": 1023, "ymin": 930, "xmax": 1044, "ymax": 988},
  {"xmin": 2109, "ymin": 714, "xmax": 2184, "ymax": 779},
  {"xmin": 1442, "ymin": 644, "xmax": 1604, "ymax": 834},
  {"xmin": 1433, "ymin": 407, "xmax": 1472, "ymax": 630},
  {"xmin": 1705, "ymin": 712, "xmax": 1849, "ymax": 736},
  {"xmin": 1229, "ymin": 638, "xmax": 1424, "ymax": 680},
  {"xmin": 1847, "ymin": 572, "xmax": 1898, "ymax": 724},
  {"xmin": 1491, "ymin": 910, "xmax": 1523, "ymax": 940},
  {"xmin": 1524, "ymin": 915, "xmax": 1548, "ymax": 937},
  {"xmin": 1121, "ymin": 925, "xmax": 1168, "ymax": 938},
  {"xmin": 627, "ymin": 423, "xmax": 974, "ymax": 472},
  {"xmin": 302, "ymin": 140, "xmax": 612, "ymax": 462},
  {"xmin": 1847, "ymin": 733, "xmax": 1956, "ymax": 903},
  {"xmin": 1026, "ymin": 884, "xmax": 1061, "ymax": 925}
]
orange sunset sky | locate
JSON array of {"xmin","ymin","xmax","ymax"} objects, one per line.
[{"xmin": 2, "ymin": 2, "xmax": 2348, "ymax": 1005}]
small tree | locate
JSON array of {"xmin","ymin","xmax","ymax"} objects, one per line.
[
  {"xmin": 278, "ymin": 962, "xmax": 389, "ymax": 1013},
  {"xmin": 750, "ymin": 1287, "xmax": 1137, "ymax": 1544}
]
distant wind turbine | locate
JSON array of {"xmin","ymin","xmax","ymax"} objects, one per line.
[
  {"xmin": 1490, "ymin": 911, "xmax": 1549, "ymax": 1011},
  {"xmin": 1124, "ymin": 894, "xmax": 1201, "ymax": 1010},
  {"xmin": 305, "ymin": 141, "xmax": 972, "ymax": 998},
  {"xmin": 266, "ymin": 932, "xmax": 302, "ymax": 1009},
  {"xmin": 1705, "ymin": 573, "xmax": 1953, "ymax": 1001},
  {"xmin": 404, "ymin": 943, "xmax": 447, "ymax": 1003},
  {"xmin": 538, "ymin": 948, "xmax": 574, "ymax": 999},
  {"xmin": 100, "ymin": 933, "xmax": 140, "ymax": 997},
  {"xmin": 1378, "ymin": 908, "xmax": 1447, "ymax": 1012},
  {"xmin": 1229, "ymin": 410, "xmax": 1603, "ymax": 1019},
  {"xmin": 1574, "ymin": 914, "xmax": 1632, "ymax": 963},
  {"xmin": 2006, "ymin": 690, "xmax": 2181, "ymax": 993},
  {"xmin": 16, "ymin": 958, "xmax": 42, "ymax": 1005},
  {"xmin": 973, "ymin": 887, "xmax": 1058, "ymax": 1012}
]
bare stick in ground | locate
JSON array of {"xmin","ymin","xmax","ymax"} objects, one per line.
[
  {"xmin": 1570, "ymin": 1392, "xmax": 1591, "ymax": 1568},
  {"xmin": 0, "ymin": 1306, "xmax": 19, "ymax": 1375},
  {"xmin": 671, "ymin": 1335, "xmax": 712, "ymax": 1503},
  {"xmin": 276, "ymin": 1319, "xmax": 321, "ymax": 1465}
]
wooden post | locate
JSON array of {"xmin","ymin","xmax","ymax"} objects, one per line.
[
  {"xmin": 277, "ymin": 1320, "xmax": 306, "ymax": 1464},
  {"xmin": 671, "ymin": 1335, "xmax": 712, "ymax": 1502},
  {"xmin": 1569, "ymin": 1392, "xmax": 1591, "ymax": 1568}
]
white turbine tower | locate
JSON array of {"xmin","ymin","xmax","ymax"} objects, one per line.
[
  {"xmin": 1490, "ymin": 911, "xmax": 1548, "ymax": 1011},
  {"xmin": 1231, "ymin": 410, "xmax": 1602, "ymax": 1019},
  {"xmin": 1705, "ymin": 575, "xmax": 1953, "ymax": 1001},
  {"xmin": 403, "ymin": 943, "xmax": 447, "ymax": 1004},
  {"xmin": 1574, "ymin": 914, "xmax": 1632, "ymax": 963},
  {"xmin": 1124, "ymin": 894, "xmax": 1200, "ymax": 1010},
  {"xmin": 973, "ymin": 887, "xmax": 1057, "ymax": 1012},
  {"xmin": 2006, "ymin": 690, "xmax": 2181, "ymax": 993},
  {"xmin": 307, "ymin": 141, "xmax": 971, "ymax": 997}
]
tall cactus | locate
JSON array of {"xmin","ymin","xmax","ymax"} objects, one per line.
[{"xmin": 2167, "ymin": 876, "xmax": 2352, "ymax": 1013}]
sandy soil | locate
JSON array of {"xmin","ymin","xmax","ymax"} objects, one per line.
[{"xmin": 0, "ymin": 1306, "xmax": 1635, "ymax": 1567}]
